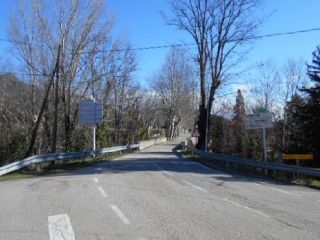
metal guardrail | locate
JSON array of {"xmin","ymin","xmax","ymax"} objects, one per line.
[
  {"xmin": 0, "ymin": 144, "xmax": 140, "ymax": 177},
  {"xmin": 182, "ymin": 143, "xmax": 320, "ymax": 177}
]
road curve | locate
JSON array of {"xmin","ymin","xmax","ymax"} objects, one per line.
[{"xmin": 0, "ymin": 137, "xmax": 319, "ymax": 240}]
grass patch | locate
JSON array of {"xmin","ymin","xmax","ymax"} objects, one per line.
[
  {"xmin": 48, "ymin": 151, "xmax": 126, "ymax": 171},
  {"xmin": 0, "ymin": 172, "xmax": 36, "ymax": 181},
  {"xmin": 292, "ymin": 179, "xmax": 320, "ymax": 189},
  {"xmin": 180, "ymin": 149, "xmax": 201, "ymax": 160},
  {"xmin": 0, "ymin": 150, "xmax": 130, "ymax": 181}
]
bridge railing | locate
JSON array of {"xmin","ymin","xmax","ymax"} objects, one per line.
[
  {"xmin": 0, "ymin": 144, "xmax": 140, "ymax": 176},
  {"xmin": 182, "ymin": 143, "xmax": 320, "ymax": 177}
]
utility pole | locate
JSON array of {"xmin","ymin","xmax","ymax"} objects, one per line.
[
  {"xmin": 51, "ymin": 44, "xmax": 61, "ymax": 153},
  {"xmin": 25, "ymin": 45, "xmax": 61, "ymax": 157}
]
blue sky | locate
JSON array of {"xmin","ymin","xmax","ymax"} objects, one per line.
[{"xmin": 1, "ymin": 0, "xmax": 320, "ymax": 88}]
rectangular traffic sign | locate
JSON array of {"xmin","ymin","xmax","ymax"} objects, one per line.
[
  {"xmin": 79, "ymin": 100, "xmax": 103, "ymax": 125},
  {"xmin": 245, "ymin": 112, "xmax": 273, "ymax": 129},
  {"xmin": 283, "ymin": 154, "xmax": 314, "ymax": 161}
]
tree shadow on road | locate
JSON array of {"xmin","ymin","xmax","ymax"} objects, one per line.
[{"xmin": 42, "ymin": 143, "xmax": 293, "ymax": 188}]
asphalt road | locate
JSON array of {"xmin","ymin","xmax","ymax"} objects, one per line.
[{"xmin": 1, "ymin": 137, "xmax": 320, "ymax": 240}]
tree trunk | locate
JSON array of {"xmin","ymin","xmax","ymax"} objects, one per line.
[
  {"xmin": 51, "ymin": 44, "xmax": 61, "ymax": 153},
  {"xmin": 196, "ymin": 105, "xmax": 207, "ymax": 150},
  {"xmin": 24, "ymin": 46, "xmax": 61, "ymax": 157}
]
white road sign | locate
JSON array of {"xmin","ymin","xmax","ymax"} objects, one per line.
[
  {"xmin": 245, "ymin": 112, "xmax": 273, "ymax": 129},
  {"xmin": 79, "ymin": 100, "xmax": 103, "ymax": 125},
  {"xmin": 192, "ymin": 128, "xmax": 200, "ymax": 138}
]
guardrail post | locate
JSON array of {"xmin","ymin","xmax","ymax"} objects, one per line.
[{"xmin": 36, "ymin": 163, "xmax": 43, "ymax": 174}]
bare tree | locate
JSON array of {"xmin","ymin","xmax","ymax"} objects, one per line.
[
  {"xmin": 251, "ymin": 61, "xmax": 281, "ymax": 114},
  {"xmin": 8, "ymin": 0, "xmax": 127, "ymax": 155},
  {"xmin": 168, "ymin": 0, "xmax": 262, "ymax": 149},
  {"xmin": 281, "ymin": 59, "xmax": 307, "ymax": 152},
  {"xmin": 152, "ymin": 48, "xmax": 195, "ymax": 140}
]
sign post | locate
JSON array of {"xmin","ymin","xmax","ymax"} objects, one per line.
[
  {"xmin": 262, "ymin": 127, "xmax": 267, "ymax": 163},
  {"xmin": 79, "ymin": 99, "xmax": 103, "ymax": 155},
  {"xmin": 245, "ymin": 111, "xmax": 273, "ymax": 167},
  {"xmin": 93, "ymin": 98, "xmax": 96, "ymax": 153}
]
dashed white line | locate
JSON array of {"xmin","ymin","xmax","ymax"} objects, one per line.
[
  {"xmin": 253, "ymin": 181, "xmax": 302, "ymax": 197},
  {"xmin": 48, "ymin": 214, "xmax": 76, "ymax": 240},
  {"xmin": 152, "ymin": 162, "xmax": 174, "ymax": 176},
  {"xmin": 152, "ymin": 162, "xmax": 162, "ymax": 171},
  {"xmin": 193, "ymin": 162, "xmax": 225, "ymax": 173},
  {"xmin": 110, "ymin": 205, "xmax": 131, "ymax": 225},
  {"xmin": 93, "ymin": 177, "xmax": 99, "ymax": 183},
  {"xmin": 267, "ymin": 186, "xmax": 302, "ymax": 197},
  {"xmin": 182, "ymin": 180, "xmax": 208, "ymax": 192},
  {"xmin": 97, "ymin": 186, "xmax": 108, "ymax": 198},
  {"xmin": 252, "ymin": 182, "xmax": 261, "ymax": 186},
  {"xmin": 222, "ymin": 198, "xmax": 270, "ymax": 218},
  {"xmin": 163, "ymin": 171, "xmax": 174, "ymax": 177}
]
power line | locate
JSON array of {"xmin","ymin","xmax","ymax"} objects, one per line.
[
  {"xmin": 0, "ymin": 70, "xmax": 130, "ymax": 79},
  {"xmin": 0, "ymin": 38, "xmax": 29, "ymax": 45},
  {"xmin": 1, "ymin": 27, "xmax": 320, "ymax": 53},
  {"xmin": 247, "ymin": 27, "xmax": 320, "ymax": 40},
  {"xmin": 78, "ymin": 27, "xmax": 320, "ymax": 54},
  {"xmin": 0, "ymin": 71, "xmax": 50, "ymax": 77},
  {"xmin": 1, "ymin": 26, "xmax": 320, "ymax": 78}
]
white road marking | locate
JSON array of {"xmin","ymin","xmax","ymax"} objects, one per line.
[
  {"xmin": 152, "ymin": 161, "xmax": 162, "ymax": 170},
  {"xmin": 253, "ymin": 181, "xmax": 302, "ymax": 197},
  {"xmin": 97, "ymin": 186, "xmax": 108, "ymax": 197},
  {"xmin": 252, "ymin": 182, "xmax": 261, "ymax": 186},
  {"xmin": 193, "ymin": 162, "xmax": 225, "ymax": 173},
  {"xmin": 152, "ymin": 162, "xmax": 174, "ymax": 176},
  {"xmin": 95, "ymin": 167, "xmax": 102, "ymax": 171},
  {"xmin": 93, "ymin": 177, "xmax": 99, "ymax": 183},
  {"xmin": 48, "ymin": 214, "xmax": 76, "ymax": 240},
  {"xmin": 117, "ymin": 164, "xmax": 148, "ymax": 169},
  {"xmin": 267, "ymin": 186, "xmax": 302, "ymax": 197},
  {"xmin": 157, "ymin": 161, "xmax": 200, "ymax": 164},
  {"xmin": 182, "ymin": 180, "xmax": 208, "ymax": 192},
  {"xmin": 163, "ymin": 171, "xmax": 174, "ymax": 176},
  {"xmin": 222, "ymin": 198, "xmax": 270, "ymax": 218},
  {"xmin": 110, "ymin": 205, "xmax": 130, "ymax": 225}
]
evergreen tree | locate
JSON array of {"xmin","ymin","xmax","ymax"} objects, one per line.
[
  {"xmin": 300, "ymin": 47, "xmax": 320, "ymax": 159},
  {"xmin": 232, "ymin": 89, "xmax": 246, "ymax": 156},
  {"xmin": 285, "ymin": 94, "xmax": 309, "ymax": 153},
  {"xmin": 209, "ymin": 115, "xmax": 227, "ymax": 153}
]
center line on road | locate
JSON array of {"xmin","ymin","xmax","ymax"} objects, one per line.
[
  {"xmin": 97, "ymin": 186, "xmax": 108, "ymax": 198},
  {"xmin": 152, "ymin": 162, "xmax": 174, "ymax": 176},
  {"xmin": 110, "ymin": 205, "xmax": 131, "ymax": 225},
  {"xmin": 182, "ymin": 180, "xmax": 208, "ymax": 192},
  {"xmin": 93, "ymin": 177, "xmax": 99, "ymax": 183},
  {"xmin": 222, "ymin": 198, "xmax": 270, "ymax": 218},
  {"xmin": 152, "ymin": 162, "xmax": 162, "ymax": 171},
  {"xmin": 48, "ymin": 214, "xmax": 76, "ymax": 240}
]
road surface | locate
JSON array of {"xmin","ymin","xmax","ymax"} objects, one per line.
[{"xmin": 0, "ymin": 137, "xmax": 320, "ymax": 240}]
